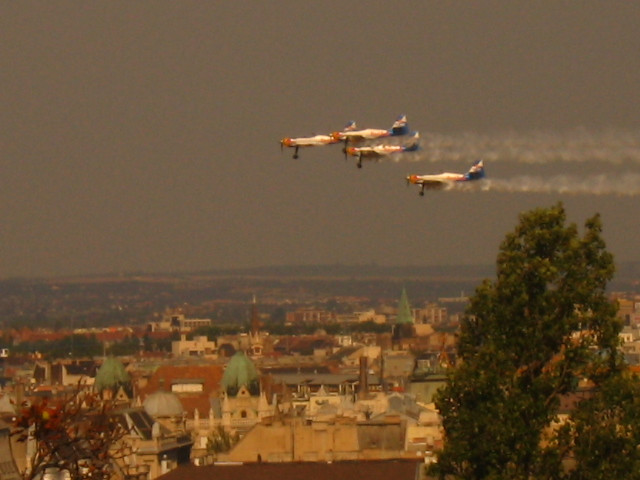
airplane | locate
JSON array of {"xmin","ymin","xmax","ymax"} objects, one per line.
[
  {"xmin": 280, "ymin": 133, "xmax": 340, "ymax": 159},
  {"xmin": 331, "ymin": 114, "xmax": 412, "ymax": 147},
  {"xmin": 346, "ymin": 132, "xmax": 420, "ymax": 168},
  {"xmin": 406, "ymin": 159, "xmax": 486, "ymax": 195}
]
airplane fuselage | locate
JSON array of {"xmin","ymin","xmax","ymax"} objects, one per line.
[
  {"xmin": 281, "ymin": 135, "xmax": 339, "ymax": 147},
  {"xmin": 410, "ymin": 172, "xmax": 467, "ymax": 184},
  {"xmin": 346, "ymin": 144, "xmax": 406, "ymax": 158},
  {"xmin": 280, "ymin": 134, "xmax": 340, "ymax": 159},
  {"xmin": 406, "ymin": 160, "xmax": 485, "ymax": 195},
  {"xmin": 332, "ymin": 128, "xmax": 392, "ymax": 142}
]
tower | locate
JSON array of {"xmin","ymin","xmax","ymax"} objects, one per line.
[
  {"xmin": 393, "ymin": 287, "xmax": 415, "ymax": 347},
  {"xmin": 250, "ymin": 295, "xmax": 262, "ymax": 337}
]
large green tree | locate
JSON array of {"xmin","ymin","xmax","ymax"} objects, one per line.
[{"xmin": 432, "ymin": 203, "xmax": 635, "ymax": 479}]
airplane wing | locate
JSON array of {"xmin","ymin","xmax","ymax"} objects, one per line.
[
  {"xmin": 416, "ymin": 178, "xmax": 452, "ymax": 189},
  {"xmin": 359, "ymin": 148, "xmax": 388, "ymax": 158},
  {"xmin": 405, "ymin": 175, "xmax": 453, "ymax": 195}
]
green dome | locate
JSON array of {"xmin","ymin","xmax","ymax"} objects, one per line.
[
  {"xmin": 95, "ymin": 356, "xmax": 131, "ymax": 392},
  {"xmin": 221, "ymin": 351, "xmax": 259, "ymax": 395}
]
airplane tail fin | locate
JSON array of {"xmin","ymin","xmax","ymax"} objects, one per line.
[
  {"xmin": 331, "ymin": 120, "xmax": 358, "ymax": 142},
  {"xmin": 405, "ymin": 143, "xmax": 419, "ymax": 153},
  {"xmin": 464, "ymin": 159, "xmax": 485, "ymax": 181},
  {"xmin": 403, "ymin": 132, "xmax": 420, "ymax": 152},
  {"xmin": 391, "ymin": 114, "xmax": 410, "ymax": 135},
  {"xmin": 343, "ymin": 120, "xmax": 357, "ymax": 132}
]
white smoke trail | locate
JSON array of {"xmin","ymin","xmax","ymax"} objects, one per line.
[
  {"xmin": 452, "ymin": 174, "xmax": 640, "ymax": 196},
  {"xmin": 411, "ymin": 129, "xmax": 640, "ymax": 164}
]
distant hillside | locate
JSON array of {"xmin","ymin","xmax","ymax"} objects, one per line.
[
  {"xmin": 611, "ymin": 261, "xmax": 640, "ymax": 291},
  {"xmin": 197, "ymin": 263, "xmax": 497, "ymax": 280},
  {"xmin": 198, "ymin": 261, "xmax": 640, "ymax": 292},
  {"xmin": 198, "ymin": 261, "xmax": 638, "ymax": 290},
  {"xmin": 1, "ymin": 262, "xmax": 637, "ymax": 329},
  {"xmin": 4, "ymin": 261, "xmax": 639, "ymax": 288}
]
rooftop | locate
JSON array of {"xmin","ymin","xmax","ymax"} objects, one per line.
[{"xmin": 157, "ymin": 459, "xmax": 423, "ymax": 480}]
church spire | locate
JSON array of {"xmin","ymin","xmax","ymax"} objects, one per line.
[
  {"xmin": 396, "ymin": 287, "xmax": 414, "ymax": 324},
  {"xmin": 250, "ymin": 294, "xmax": 262, "ymax": 336},
  {"xmin": 393, "ymin": 287, "xmax": 415, "ymax": 347}
]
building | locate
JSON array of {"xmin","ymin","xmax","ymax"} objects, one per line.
[
  {"xmin": 354, "ymin": 309, "xmax": 387, "ymax": 324},
  {"xmin": 95, "ymin": 355, "xmax": 133, "ymax": 401},
  {"xmin": 286, "ymin": 308, "xmax": 335, "ymax": 324},
  {"xmin": 414, "ymin": 303, "xmax": 449, "ymax": 325},
  {"xmin": 136, "ymin": 363, "xmax": 225, "ymax": 419},
  {"xmin": 216, "ymin": 351, "xmax": 273, "ymax": 435},
  {"xmin": 148, "ymin": 310, "xmax": 212, "ymax": 333},
  {"xmin": 156, "ymin": 459, "xmax": 425, "ymax": 480},
  {"xmin": 171, "ymin": 335, "xmax": 217, "ymax": 358},
  {"xmin": 113, "ymin": 406, "xmax": 193, "ymax": 479},
  {"xmin": 0, "ymin": 419, "xmax": 20, "ymax": 480},
  {"xmin": 50, "ymin": 360, "xmax": 98, "ymax": 386}
]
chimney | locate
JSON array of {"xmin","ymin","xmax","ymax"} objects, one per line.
[{"xmin": 358, "ymin": 356, "xmax": 368, "ymax": 400}]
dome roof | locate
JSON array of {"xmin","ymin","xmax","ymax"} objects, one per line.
[
  {"xmin": 221, "ymin": 351, "xmax": 259, "ymax": 393},
  {"xmin": 95, "ymin": 356, "xmax": 130, "ymax": 391},
  {"xmin": 143, "ymin": 390, "xmax": 184, "ymax": 418}
]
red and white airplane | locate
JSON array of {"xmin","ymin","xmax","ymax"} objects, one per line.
[
  {"xmin": 280, "ymin": 133, "xmax": 340, "ymax": 159},
  {"xmin": 331, "ymin": 115, "xmax": 411, "ymax": 146},
  {"xmin": 346, "ymin": 133, "xmax": 420, "ymax": 168},
  {"xmin": 406, "ymin": 159, "xmax": 485, "ymax": 195}
]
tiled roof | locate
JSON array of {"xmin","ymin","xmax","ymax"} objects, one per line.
[
  {"xmin": 157, "ymin": 459, "xmax": 422, "ymax": 480},
  {"xmin": 273, "ymin": 336, "xmax": 336, "ymax": 355},
  {"xmin": 268, "ymin": 372, "xmax": 380, "ymax": 388},
  {"xmin": 137, "ymin": 363, "xmax": 225, "ymax": 416}
]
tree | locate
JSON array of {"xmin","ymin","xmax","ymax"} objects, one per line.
[
  {"xmin": 431, "ymin": 203, "xmax": 632, "ymax": 479},
  {"xmin": 561, "ymin": 371, "xmax": 640, "ymax": 479},
  {"xmin": 13, "ymin": 384, "xmax": 130, "ymax": 480},
  {"xmin": 47, "ymin": 334, "xmax": 103, "ymax": 359},
  {"xmin": 207, "ymin": 426, "xmax": 239, "ymax": 455}
]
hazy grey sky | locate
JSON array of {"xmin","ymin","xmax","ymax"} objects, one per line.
[{"xmin": 2, "ymin": 1, "xmax": 640, "ymax": 278}]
